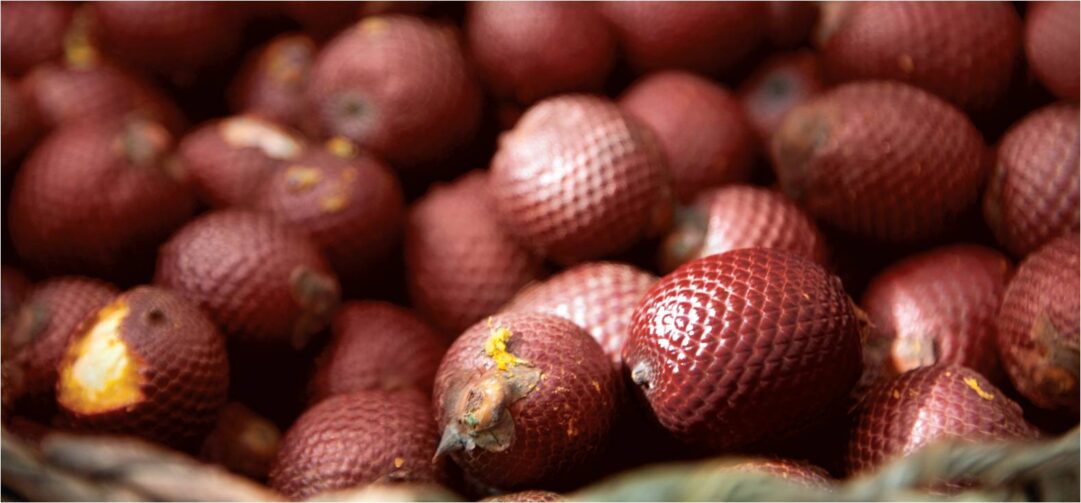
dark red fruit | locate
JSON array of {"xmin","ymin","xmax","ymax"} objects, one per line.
[
  {"xmin": 624, "ymin": 248, "xmax": 863, "ymax": 451},
  {"xmin": 771, "ymin": 81, "xmax": 986, "ymax": 243},
  {"xmin": 0, "ymin": 1, "xmax": 73, "ymax": 76},
  {"xmin": 269, "ymin": 389, "xmax": 441, "ymax": 500},
  {"xmin": 619, "ymin": 71, "xmax": 755, "ymax": 203},
  {"xmin": 1025, "ymin": 1, "xmax": 1080, "ymax": 100},
  {"xmin": 997, "ymin": 233, "xmax": 1080, "ymax": 414},
  {"xmin": 1, "ymin": 267, "xmax": 31, "ymax": 325},
  {"xmin": 434, "ymin": 313, "xmax": 619, "ymax": 489},
  {"xmin": 306, "ymin": 15, "xmax": 482, "ymax": 168},
  {"xmin": 200, "ymin": 402, "xmax": 282, "ymax": 480},
  {"xmin": 720, "ymin": 458, "xmax": 831, "ymax": 488},
  {"xmin": 229, "ymin": 33, "xmax": 316, "ymax": 131},
  {"xmin": 819, "ymin": 2, "xmax": 1022, "ymax": 111},
  {"xmin": 2, "ymin": 76, "xmax": 43, "ymax": 165},
  {"xmin": 984, "ymin": 103, "xmax": 1079, "ymax": 257},
  {"xmin": 155, "ymin": 210, "xmax": 341, "ymax": 349},
  {"xmin": 738, "ymin": 51, "xmax": 824, "ymax": 143},
  {"xmin": 763, "ymin": 2, "xmax": 819, "ymax": 49},
  {"xmin": 482, "ymin": 490, "xmax": 564, "ymax": 502}
]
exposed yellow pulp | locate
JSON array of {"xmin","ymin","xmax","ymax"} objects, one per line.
[{"xmin": 57, "ymin": 302, "xmax": 144, "ymax": 413}]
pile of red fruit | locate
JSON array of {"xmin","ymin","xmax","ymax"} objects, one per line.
[{"xmin": 2, "ymin": 1, "xmax": 1078, "ymax": 501}]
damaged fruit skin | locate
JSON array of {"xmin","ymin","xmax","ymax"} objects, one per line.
[
  {"xmin": 738, "ymin": 51, "xmax": 825, "ymax": 143},
  {"xmin": 1025, "ymin": 2, "xmax": 1080, "ymax": 100},
  {"xmin": 229, "ymin": 32, "xmax": 317, "ymax": 130}
]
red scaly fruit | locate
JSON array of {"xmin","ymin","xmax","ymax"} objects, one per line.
[
  {"xmin": 406, "ymin": 171, "xmax": 543, "ymax": 334},
  {"xmin": 771, "ymin": 81, "xmax": 986, "ymax": 243},
  {"xmin": 309, "ymin": 301, "xmax": 448, "ymax": 402},
  {"xmin": 659, "ymin": 185, "xmax": 828, "ymax": 273},
  {"xmin": 200, "ymin": 402, "xmax": 282, "ymax": 480},
  {"xmin": 818, "ymin": 2, "xmax": 1021, "ymax": 111},
  {"xmin": 229, "ymin": 33, "xmax": 316, "ymax": 131},
  {"xmin": 599, "ymin": 2, "xmax": 765, "ymax": 75},
  {"xmin": 155, "ymin": 210, "xmax": 341, "ymax": 349},
  {"xmin": 56, "ymin": 286, "xmax": 230, "ymax": 450},
  {"xmin": 997, "ymin": 233, "xmax": 1080, "ymax": 414},
  {"xmin": 434, "ymin": 313, "xmax": 620, "ymax": 489},
  {"xmin": 466, "ymin": 2, "xmax": 615, "ymax": 105},
  {"xmin": 1, "ymin": 267, "xmax": 31, "ymax": 325},
  {"xmin": 763, "ymin": 2, "xmax": 819, "ymax": 49},
  {"xmin": 2, "ymin": 76, "xmax": 43, "ymax": 166},
  {"xmin": 984, "ymin": 103, "xmax": 1079, "ymax": 257},
  {"xmin": 720, "ymin": 458, "xmax": 832, "ymax": 489},
  {"xmin": 0, "ymin": 1, "xmax": 73, "ymax": 76},
  {"xmin": 1024, "ymin": 1, "xmax": 1080, "ymax": 100},
  {"xmin": 482, "ymin": 491, "xmax": 564, "ymax": 502},
  {"xmin": 738, "ymin": 51, "xmax": 825, "ymax": 143},
  {"xmin": 306, "ymin": 16, "xmax": 482, "ymax": 168},
  {"xmin": 619, "ymin": 71, "xmax": 756, "ymax": 203},
  {"xmin": 269, "ymin": 389, "xmax": 442, "ymax": 500},
  {"xmin": 9, "ymin": 118, "xmax": 197, "ymax": 278},
  {"xmin": 624, "ymin": 248, "xmax": 863, "ymax": 451}
]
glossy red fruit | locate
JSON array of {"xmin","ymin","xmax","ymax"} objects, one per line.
[
  {"xmin": 738, "ymin": 51, "xmax": 825, "ymax": 143},
  {"xmin": 306, "ymin": 16, "xmax": 482, "ymax": 168},
  {"xmin": 269, "ymin": 389, "xmax": 441, "ymax": 500},
  {"xmin": 764, "ymin": 2, "xmax": 819, "ymax": 48},
  {"xmin": 599, "ymin": 2, "xmax": 764, "ymax": 75},
  {"xmin": 624, "ymin": 248, "xmax": 863, "ymax": 451},
  {"xmin": 0, "ymin": 267, "xmax": 31, "ymax": 326},
  {"xmin": 619, "ymin": 71, "xmax": 756, "ymax": 203},
  {"xmin": 309, "ymin": 301, "xmax": 448, "ymax": 402},
  {"xmin": 155, "ymin": 210, "xmax": 341, "ymax": 349},
  {"xmin": 1, "ymin": 76, "xmax": 42, "ymax": 166},
  {"xmin": 847, "ymin": 365, "xmax": 1039, "ymax": 474},
  {"xmin": 0, "ymin": 1, "xmax": 73, "ymax": 76},
  {"xmin": 819, "ymin": 2, "xmax": 1022, "ymax": 111},
  {"xmin": 482, "ymin": 490, "xmax": 564, "ymax": 502},
  {"xmin": 501, "ymin": 262, "xmax": 657, "ymax": 369},
  {"xmin": 491, "ymin": 95, "xmax": 673, "ymax": 264},
  {"xmin": 1025, "ymin": 2, "xmax": 1080, "ymax": 100},
  {"xmin": 997, "ymin": 233, "xmax": 1080, "ymax": 414},
  {"xmin": 467, "ymin": 2, "xmax": 615, "ymax": 105},
  {"xmin": 660, "ymin": 185, "xmax": 828, "ymax": 273},
  {"xmin": 9, "ymin": 118, "xmax": 197, "ymax": 277},
  {"xmin": 984, "ymin": 103, "xmax": 1079, "ymax": 257},
  {"xmin": 229, "ymin": 33, "xmax": 316, "ymax": 131},
  {"xmin": 200, "ymin": 402, "xmax": 282, "ymax": 480},
  {"xmin": 771, "ymin": 81, "xmax": 986, "ymax": 243},
  {"xmin": 56, "ymin": 286, "xmax": 230, "ymax": 450},
  {"xmin": 434, "ymin": 313, "xmax": 619, "ymax": 489},
  {"xmin": 406, "ymin": 171, "xmax": 543, "ymax": 334},
  {"xmin": 720, "ymin": 458, "xmax": 831, "ymax": 488}
]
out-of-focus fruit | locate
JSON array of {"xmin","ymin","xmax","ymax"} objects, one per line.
[
  {"xmin": 406, "ymin": 171, "xmax": 543, "ymax": 334},
  {"xmin": 764, "ymin": 2, "xmax": 818, "ymax": 48},
  {"xmin": 1, "ymin": 267, "xmax": 31, "ymax": 325},
  {"xmin": 269, "ymin": 389, "xmax": 441, "ymax": 499},
  {"xmin": 624, "ymin": 248, "xmax": 863, "ymax": 451},
  {"xmin": 771, "ymin": 81, "xmax": 986, "ymax": 243},
  {"xmin": 155, "ymin": 210, "xmax": 341, "ymax": 349},
  {"xmin": 818, "ymin": 2, "xmax": 1022, "ymax": 111},
  {"xmin": 659, "ymin": 185, "xmax": 828, "ymax": 273},
  {"xmin": 279, "ymin": 1, "xmax": 359, "ymax": 40},
  {"xmin": 482, "ymin": 490, "xmax": 564, "ymax": 502},
  {"xmin": 984, "ymin": 103, "xmax": 1079, "ymax": 257},
  {"xmin": 738, "ymin": 51, "xmax": 824, "ymax": 143},
  {"xmin": 56, "ymin": 286, "xmax": 230, "ymax": 450},
  {"xmin": 997, "ymin": 233, "xmax": 1080, "ymax": 414},
  {"xmin": 200, "ymin": 402, "xmax": 282, "ymax": 480},
  {"xmin": 230, "ymin": 33, "xmax": 317, "ymax": 130},
  {"xmin": 306, "ymin": 16, "xmax": 482, "ymax": 168},
  {"xmin": 1024, "ymin": 2, "xmax": 1080, "ymax": 100},
  {"xmin": 2, "ymin": 76, "xmax": 43, "ymax": 165},
  {"xmin": 619, "ymin": 71, "xmax": 755, "ymax": 202},
  {"xmin": 0, "ymin": 1, "xmax": 73, "ymax": 76},
  {"xmin": 434, "ymin": 313, "xmax": 619, "ymax": 489},
  {"xmin": 467, "ymin": 2, "xmax": 615, "ymax": 105},
  {"xmin": 720, "ymin": 458, "xmax": 832, "ymax": 488},
  {"xmin": 9, "ymin": 118, "xmax": 197, "ymax": 277}
]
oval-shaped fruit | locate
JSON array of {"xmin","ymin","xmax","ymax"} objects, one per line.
[
  {"xmin": 984, "ymin": 103, "xmax": 1079, "ymax": 257},
  {"xmin": 0, "ymin": 1, "xmax": 73, "ymax": 76},
  {"xmin": 269, "ymin": 389, "xmax": 441, "ymax": 500},
  {"xmin": 619, "ymin": 71, "xmax": 756, "ymax": 203},
  {"xmin": 155, "ymin": 210, "xmax": 341, "ymax": 349},
  {"xmin": 200, "ymin": 402, "xmax": 282, "ymax": 480},
  {"xmin": 997, "ymin": 233, "xmax": 1080, "ymax": 414},
  {"xmin": 1025, "ymin": 1, "xmax": 1080, "ymax": 100},
  {"xmin": 229, "ymin": 32, "xmax": 316, "ymax": 130},
  {"xmin": 819, "ymin": 2, "xmax": 1021, "ymax": 111},
  {"xmin": 9, "ymin": 118, "xmax": 197, "ymax": 277},
  {"xmin": 482, "ymin": 490, "xmax": 564, "ymax": 502},
  {"xmin": 624, "ymin": 248, "xmax": 862, "ymax": 451},
  {"xmin": 847, "ymin": 365, "xmax": 1039, "ymax": 474},
  {"xmin": 309, "ymin": 301, "xmax": 448, "ymax": 402},
  {"xmin": 56, "ymin": 286, "xmax": 230, "ymax": 450},
  {"xmin": 306, "ymin": 15, "xmax": 482, "ymax": 168},
  {"xmin": 738, "ymin": 51, "xmax": 824, "ymax": 143},
  {"xmin": 763, "ymin": 2, "xmax": 818, "ymax": 49},
  {"xmin": 660, "ymin": 185, "xmax": 828, "ymax": 273},
  {"xmin": 406, "ymin": 171, "xmax": 543, "ymax": 334},
  {"xmin": 771, "ymin": 81, "xmax": 986, "ymax": 243},
  {"xmin": 466, "ymin": 2, "xmax": 614, "ymax": 105},
  {"xmin": 2, "ymin": 76, "xmax": 43, "ymax": 165},
  {"xmin": 720, "ymin": 458, "xmax": 831, "ymax": 488},
  {"xmin": 434, "ymin": 313, "xmax": 619, "ymax": 489}
]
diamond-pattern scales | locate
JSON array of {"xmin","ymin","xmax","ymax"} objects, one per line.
[{"xmin": 695, "ymin": 185, "xmax": 827, "ymax": 265}]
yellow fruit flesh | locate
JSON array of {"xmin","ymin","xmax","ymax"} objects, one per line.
[{"xmin": 57, "ymin": 302, "xmax": 144, "ymax": 414}]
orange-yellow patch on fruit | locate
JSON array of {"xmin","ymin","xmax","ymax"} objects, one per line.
[
  {"xmin": 320, "ymin": 192, "xmax": 349, "ymax": 213},
  {"xmin": 220, "ymin": 117, "xmax": 302, "ymax": 160},
  {"xmin": 393, "ymin": 457, "xmax": 405, "ymax": 468},
  {"xmin": 484, "ymin": 318, "xmax": 526, "ymax": 371},
  {"xmin": 326, "ymin": 137, "xmax": 358, "ymax": 159},
  {"xmin": 359, "ymin": 17, "xmax": 389, "ymax": 35},
  {"xmin": 285, "ymin": 165, "xmax": 322, "ymax": 192},
  {"xmin": 57, "ymin": 301, "xmax": 144, "ymax": 414},
  {"xmin": 963, "ymin": 377, "xmax": 994, "ymax": 401}
]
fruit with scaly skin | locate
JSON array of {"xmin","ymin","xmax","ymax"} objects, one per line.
[
  {"xmin": 719, "ymin": 458, "xmax": 831, "ymax": 488},
  {"xmin": 0, "ymin": 1, "xmax": 73, "ymax": 76},
  {"xmin": 739, "ymin": 51, "xmax": 824, "ymax": 143},
  {"xmin": 0, "ymin": 268, "xmax": 31, "ymax": 327},
  {"xmin": 200, "ymin": 402, "xmax": 282, "ymax": 480},
  {"xmin": 1, "ymin": 76, "xmax": 42, "ymax": 166},
  {"xmin": 230, "ymin": 33, "xmax": 317, "ymax": 131},
  {"xmin": 1024, "ymin": 1, "xmax": 1080, "ymax": 100},
  {"xmin": 482, "ymin": 490, "xmax": 564, "ymax": 502}
]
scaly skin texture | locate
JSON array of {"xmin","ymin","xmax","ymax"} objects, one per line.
[
  {"xmin": 57, "ymin": 286, "xmax": 230, "ymax": 451},
  {"xmin": 0, "ymin": 1, "xmax": 73, "ymax": 76},
  {"xmin": 200, "ymin": 402, "xmax": 281, "ymax": 480},
  {"xmin": 738, "ymin": 51, "xmax": 825, "ymax": 143},
  {"xmin": 406, "ymin": 171, "xmax": 543, "ymax": 334},
  {"xmin": 624, "ymin": 248, "xmax": 862, "ymax": 451},
  {"xmin": 434, "ymin": 313, "xmax": 619, "ymax": 489},
  {"xmin": 229, "ymin": 33, "xmax": 316, "ymax": 130},
  {"xmin": 984, "ymin": 103, "xmax": 1079, "ymax": 257},
  {"xmin": 1025, "ymin": 2, "xmax": 1080, "ymax": 100},
  {"xmin": 467, "ymin": 2, "xmax": 615, "ymax": 105},
  {"xmin": 619, "ymin": 71, "xmax": 756, "ymax": 203},
  {"xmin": 2, "ymin": 76, "xmax": 42, "ymax": 165},
  {"xmin": 491, "ymin": 95, "xmax": 673, "ymax": 264},
  {"xmin": 847, "ymin": 365, "xmax": 1039, "ymax": 475},
  {"xmin": 482, "ymin": 490, "xmax": 564, "ymax": 502},
  {"xmin": 764, "ymin": 2, "xmax": 819, "ymax": 48},
  {"xmin": 309, "ymin": 301, "xmax": 448, "ymax": 401},
  {"xmin": 819, "ymin": 1, "xmax": 1021, "ymax": 111},
  {"xmin": 997, "ymin": 234, "xmax": 1080, "ymax": 414},
  {"xmin": 269, "ymin": 390, "xmax": 441, "ymax": 500},
  {"xmin": 771, "ymin": 81, "xmax": 986, "ymax": 243},
  {"xmin": 721, "ymin": 458, "xmax": 832, "ymax": 489},
  {"xmin": 0, "ymin": 267, "xmax": 31, "ymax": 325},
  {"xmin": 155, "ymin": 210, "xmax": 341, "ymax": 349},
  {"xmin": 306, "ymin": 16, "xmax": 482, "ymax": 168}
]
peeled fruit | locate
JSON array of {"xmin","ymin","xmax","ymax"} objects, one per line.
[
  {"xmin": 0, "ymin": 1, "xmax": 73, "ymax": 75},
  {"xmin": 738, "ymin": 51, "xmax": 824, "ymax": 143},
  {"xmin": 200, "ymin": 402, "xmax": 282, "ymax": 480},
  {"xmin": 229, "ymin": 32, "xmax": 316, "ymax": 130},
  {"xmin": 1023, "ymin": 1, "xmax": 1079, "ymax": 100}
]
